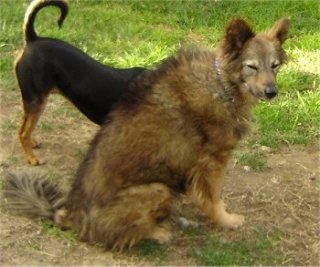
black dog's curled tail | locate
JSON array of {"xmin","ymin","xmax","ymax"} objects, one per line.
[
  {"xmin": 23, "ymin": 0, "xmax": 69, "ymax": 43},
  {"xmin": 3, "ymin": 172, "xmax": 65, "ymax": 220}
]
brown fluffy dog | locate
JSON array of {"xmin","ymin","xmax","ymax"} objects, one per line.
[{"xmin": 4, "ymin": 17, "xmax": 290, "ymax": 250}]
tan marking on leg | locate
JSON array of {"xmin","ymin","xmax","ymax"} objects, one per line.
[
  {"xmin": 19, "ymin": 98, "xmax": 47, "ymax": 165},
  {"xmin": 187, "ymin": 152, "xmax": 245, "ymax": 229}
]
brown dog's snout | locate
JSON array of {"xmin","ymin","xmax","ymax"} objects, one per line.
[{"xmin": 264, "ymin": 84, "xmax": 277, "ymax": 99}]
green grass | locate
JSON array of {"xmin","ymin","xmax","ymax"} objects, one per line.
[
  {"xmin": 0, "ymin": 0, "xmax": 318, "ymax": 148},
  {"xmin": 193, "ymin": 229, "xmax": 285, "ymax": 266},
  {"xmin": 132, "ymin": 240, "xmax": 168, "ymax": 264},
  {"xmin": 27, "ymin": 239, "xmax": 42, "ymax": 251},
  {"xmin": 0, "ymin": 1, "xmax": 319, "ymax": 264},
  {"xmin": 46, "ymin": 171, "xmax": 60, "ymax": 183},
  {"xmin": 253, "ymin": 89, "xmax": 320, "ymax": 148},
  {"xmin": 1, "ymin": 118, "xmax": 18, "ymax": 133},
  {"xmin": 6, "ymin": 154, "xmax": 19, "ymax": 164},
  {"xmin": 39, "ymin": 121, "xmax": 55, "ymax": 131},
  {"xmin": 183, "ymin": 226, "xmax": 285, "ymax": 266},
  {"xmin": 235, "ymin": 151, "xmax": 269, "ymax": 171},
  {"xmin": 39, "ymin": 219, "xmax": 77, "ymax": 242}
]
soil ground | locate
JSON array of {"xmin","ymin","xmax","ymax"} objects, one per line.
[{"xmin": 0, "ymin": 93, "xmax": 319, "ymax": 266}]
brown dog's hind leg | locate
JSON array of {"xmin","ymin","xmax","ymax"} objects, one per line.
[
  {"xmin": 187, "ymin": 152, "xmax": 245, "ymax": 229},
  {"xmin": 85, "ymin": 183, "xmax": 172, "ymax": 251},
  {"xmin": 19, "ymin": 98, "xmax": 47, "ymax": 165}
]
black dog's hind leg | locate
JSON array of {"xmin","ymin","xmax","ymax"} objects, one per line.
[{"xmin": 16, "ymin": 65, "xmax": 49, "ymax": 165}]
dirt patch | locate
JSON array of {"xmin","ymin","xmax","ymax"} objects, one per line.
[
  {"xmin": 0, "ymin": 93, "xmax": 319, "ymax": 265},
  {"xmin": 226, "ymin": 145, "xmax": 320, "ymax": 265}
]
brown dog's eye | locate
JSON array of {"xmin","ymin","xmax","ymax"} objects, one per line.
[
  {"xmin": 271, "ymin": 62, "xmax": 280, "ymax": 72},
  {"xmin": 272, "ymin": 63, "xmax": 280, "ymax": 69},
  {"xmin": 247, "ymin": 65, "xmax": 258, "ymax": 70}
]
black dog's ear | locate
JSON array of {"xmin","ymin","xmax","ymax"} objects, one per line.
[
  {"xmin": 266, "ymin": 17, "xmax": 291, "ymax": 44},
  {"xmin": 222, "ymin": 19, "xmax": 255, "ymax": 60}
]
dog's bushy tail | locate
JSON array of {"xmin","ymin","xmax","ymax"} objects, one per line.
[
  {"xmin": 3, "ymin": 172, "xmax": 65, "ymax": 220},
  {"xmin": 23, "ymin": 0, "xmax": 69, "ymax": 43}
]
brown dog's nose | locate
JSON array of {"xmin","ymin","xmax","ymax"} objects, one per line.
[{"xmin": 264, "ymin": 85, "xmax": 277, "ymax": 99}]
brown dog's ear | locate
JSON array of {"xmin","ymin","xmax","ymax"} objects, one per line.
[
  {"xmin": 266, "ymin": 17, "xmax": 291, "ymax": 44},
  {"xmin": 222, "ymin": 19, "xmax": 255, "ymax": 60}
]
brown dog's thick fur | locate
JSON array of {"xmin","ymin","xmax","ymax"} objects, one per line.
[{"xmin": 4, "ymin": 17, "xmax": 290, "ymax": 250}]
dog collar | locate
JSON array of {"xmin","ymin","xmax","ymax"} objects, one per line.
[{"xmin": 213, "ymin": 58, "xmax": 234, "ymax": 102}]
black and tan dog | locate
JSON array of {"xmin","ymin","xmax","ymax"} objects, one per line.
[
  {"xmin": 15, "ymin": 0, "xmax": 145, "ymax": 165},
  {"xmin": 5, "ymin": 17, "xmax": 290, "ymax": 250}
]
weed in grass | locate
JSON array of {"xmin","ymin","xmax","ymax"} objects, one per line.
[
  {"xmin": 48, "ymin": 95, "xmax": 83, "ymax": 120},
  {"xmin": 39, "ymin": 219, "xmax": 77, "ymax": 242},
  {"xmin": 39, "ymin": 121, "xmax": 54, "ymax": 132},
  {"xmin": 6, "ymin": 154, "xmax": 18, "ymax": 164},
  {"xmin": 73, "ymin": 148, "xmax": 87, "ymax": 161},
  {"xmin": 235, "ymin": 151, "xmax": 268, "ymax": 171},
  {"xmin": 0, "ymin": 176, "xmax": 5, "ymax": 190},
  {"xmin": 183, "ymin": 226, "xmax": 208, "ymax": 239},
  {"xmin": 1, "ymin": 118, "xmax": 17, "ymax": 133},
  {"xmin": 47, "ymin": 171, "xmax": 60, "ymax": 183},
  {"xmin": 52, "ymin": 104, "xmax": 82, "ymax": 120},
  {"xmin": 0, "ymin": 56, "xmax": 18, "ymax": 91},
  {"xmin": 27, "ymin": 239, "xmax": 41, "ymax": 251},
  {"xmin": 0, "ymin": 202, "xmax": 5, "ymax": 212}
]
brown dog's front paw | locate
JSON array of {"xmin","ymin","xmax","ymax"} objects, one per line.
[
  {"xmin": 212, "ymin": 201, "xmax": 245, "ymax": 229},
  {"xmin": 216, "ymin": 213, "xmax": 245, "ymax": 229}
]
